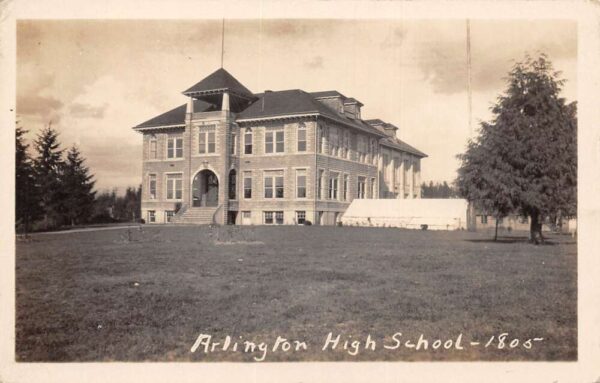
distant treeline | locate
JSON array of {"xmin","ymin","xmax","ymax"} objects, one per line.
[
  {"xmin": 420, "ymin": 181, "xmax": 458, "ymax": 199},
  {"xmin": 16, "ymin": 124, "xmax": 141, "ymax": 234}
]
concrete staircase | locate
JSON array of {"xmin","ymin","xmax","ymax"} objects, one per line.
[{"xmin": 171, "ymin": 207, "xmax": 217, "ymax": 225}]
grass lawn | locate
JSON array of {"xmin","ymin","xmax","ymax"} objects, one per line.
[{"xmin": 15, "ymin": 225, "xmax": 576, "ymax": 362}]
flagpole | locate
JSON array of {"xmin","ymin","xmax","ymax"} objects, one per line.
[{"xmin": 466, "ymin": 19, "xmax": 472, "ymax": 137}]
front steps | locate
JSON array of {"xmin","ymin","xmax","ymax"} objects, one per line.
[{"xmin": 171, "ymin": 207, "xmax": 218, "ymax": 225}]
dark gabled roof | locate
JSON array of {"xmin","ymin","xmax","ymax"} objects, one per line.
[
  {"xmin": 237, "ymin": 89, "xmax": 386, "ymax": 137},
  {"xmin": 134, "ymin": 99, "xmax": 214, "ymax": 129},
  {"xmin": 365, "ymin": 118, "xmax": 385, "ymax": 125},
  {"xmin": 183, "ymin": 68, "xmax": 254, "ymax": 98},
  {"xmin": 310, "ymin": 90, "xmax": 348, "ymax": 99},
  {"xmin": 365, "ymin": 119, "xmax": 426, "ymax": 157},
  {"xmin": 344, "ymin": 97, "xmax": 363, "ymax": 106},
  {"xmin": 381, "ymin": 136, "xmax": 428, "ymax": 158}
]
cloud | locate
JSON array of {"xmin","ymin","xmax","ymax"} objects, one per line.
[
  {"xmin": 413, "ymin": 20, "xmax": 577, "ymax": 95},
  {"xmin": 69, "ymin": 103, "xmax": 108, "ymax": 119},
  {"xmin": 380, "ymin": 26, "xmax": 407, "ymax": 48},
  {"xmin": 304, "ymin": 56, "xmax": 324, "ymax": 69}
]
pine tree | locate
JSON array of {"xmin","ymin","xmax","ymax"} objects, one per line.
[
  {"xmin": 63, "ymin": 145, "xmax": 96, "ymax": 225},
  {"xmin": 15, "ymin": 125, "xmax": 41, "ymax": 235},
  {"xmin": 33, "ymin": 124, "xmax": 66, "ymax": 229},
  {"xmin": 456, "ymin": 54, "xmax": 577, "ymax": 244}
]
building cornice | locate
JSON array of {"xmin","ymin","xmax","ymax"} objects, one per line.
[{"xmin": 132, "ymin": 124, "xmax": 185, "ymax": 132}]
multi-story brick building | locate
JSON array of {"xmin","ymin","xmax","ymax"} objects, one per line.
[{"xmin": 133, "ymin": 68, "xmax": 427, "ymax": 225}]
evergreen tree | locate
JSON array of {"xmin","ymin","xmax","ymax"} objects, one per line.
[
  {"xmin": 15, "ymin": 125, "xmax": 41, "ymax": 234},
  {"xmin": 33, "ymin": 124, "xmax": 66, "ymax": 229},
  {"xmin": 63, "ymin": 145, "xmax": 96, "ymax": 225},
  {"xmin": 456, "ymin": 54, "xmax": 577, "ymax": 244}
]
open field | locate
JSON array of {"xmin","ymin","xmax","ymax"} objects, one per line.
[{"xmin": 15, "ymin": 225, "xmax": 576, "ymax": 361}]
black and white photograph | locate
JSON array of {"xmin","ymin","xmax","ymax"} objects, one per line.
[{"xmin": 1, "ymin": 1, "xmax": 600, "ymax": 382}]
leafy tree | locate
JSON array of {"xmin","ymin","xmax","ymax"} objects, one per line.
[
  {"xmin": 63, "ymin": 145, "xmax": 96, "ymax": 225},
  {"xmin": 33, "ymin": 124, "xmax": 67, "ymax": 229},
  {"xmin": 15, "ymin": 125, "xmax": 42, "ymax": 235},
  {"xmin": 456, "ymin": 121, "xmax": 519, "ymax": 241},
  {"xmin": 456, "ymin": 54, "xmax": 577, "ymax": 244}
]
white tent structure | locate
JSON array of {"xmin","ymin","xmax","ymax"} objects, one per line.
[{"xmin": 341, "ymin": 199, "xmax": 469, "ymax": 230}]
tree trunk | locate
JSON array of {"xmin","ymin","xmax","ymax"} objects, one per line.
[
  {"xmin": 494, "ymin": 216, "xmax": 499, "ymax": 241},
  {"xmin": 530, "ymin": 212, "xmax": 544, "ymax": 245}
]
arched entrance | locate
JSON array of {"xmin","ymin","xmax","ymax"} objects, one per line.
[{"xmin": 192, "ymin": 169, "xmax": 219, "ymax": 207}]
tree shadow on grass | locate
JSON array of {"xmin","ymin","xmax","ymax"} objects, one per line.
[{"xmin": 465, "ymin": 236, "xmax": 559, "ymax": 246}]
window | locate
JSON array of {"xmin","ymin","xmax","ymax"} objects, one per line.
[
  {"xmin": 265, "ymin": 131, "xmax": 273, "ymax": 153},
  {"xmin": 357, "ymin": 136, "xmax": 366, "ymax": 163},
  {"xmin": 343, "ymin": 174, "xmax": 349, "ymax": 201},
  {"xmin": 264, "ymin": 171, "xmax": 284, "ymax": 198},
  {"xmin": 147, "ymin": 210, "xmax": 156, "ymax": 223},
  {"xmin": 275, "ymin": 211, "xmax": 284, "ymax": 224},
  {"xmin": 296, "ymin": 169, "xmax": 307, "ymax": 198},
  {"xmin": 166, "ymin": 173, "xmax": 182, "ymax": 200},
  {"xmin": 382, "ymin": 155, "xmax": 389, "ymax": 182},
  {"xmin": 264, "ymin": 211, "xmax": 273, "ymax": 224},
  {"xmin": 244, "ymin": 129, "xmax": 253, "ymax": 154},
  {"xmin": 371, "ymin": 177, "xmax": 376, "ymax": 199},
  {"xmin": 343, "ymin": 131, "xmax": 350, "ymax": 159},
  {"xmin": 198, "ymin": 132, "xmax": 206, "ymax": 154},
  {"xmin": 265, "ymin": 130, "xmax": 285, "ymax": 154},
  {"xmin": 208, "ymin": 132, "xmax": 216, "ymax": 153},
  {"xmin": 199, "ymin": 130, "xmax": 216, "ymax": 154},
  {"xmin": 296, "ymin": 211, "xmax": 306, "ymax": 224},
  {"xmin": 230, "ymin": 133, "xmax": 237, "ymax": 155},
  {"xmin": 330, "ymin": 127, "xmax": 338, "ymax": 157},
  {"xmin": 276, "ymin": 131, "xmax": 284, "ymax": 153},
  {"xmin": 167, "ymin": 137, "xmax": 183, "ymax": 158},
  {"xmin": 165, "ymin": 211, "xmax": 174, "ymax": 223},
  {"xmin": 328, "ymin": 172, "xmax": 339, "ymax": 200},
  {"xmin": 228, "ymin": 170, "xmax": 237, "ymax": 200},
  {"xmin": 317, "ymin": 169, "xmax": 325, "ymax": 200},
  {"xmin": 497, "ymin": 217, "xmax": 503, "ymax": 225},
  {"xmin": 148, "ymin": 174, "xmax": 156, "ymax": 199},
  {"xmin": 149, "ymin": 139, "xmax": 157, "ymax": 159},
  {"xmin": 297, "ymin": 124, "xmax": 307, "ymax": 152},
  {"xmin": 357, "ymin": 176, "xmax": 366, "ymax": 199},
  {"xmin": 481, "ymin": 215, "xmax": 488, "ymax": 224},
  {"xmin": 243, "ymin": 172, "xmax": 252, "ymax": 199},
  {"xmin": 264, "ymin": 211, "xmax": 283, "ymax": 225},
  {"xmin": 372, "ymin": 140, "xmax": 378, "ymax": 165}
]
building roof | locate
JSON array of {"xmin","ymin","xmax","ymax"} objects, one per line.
[
  {"xmin": 133, "ymin": 99, "xmax": 214, "ymax": 129},
  {"xmin": 309, "ymin": 90, "xmax": 348, "ymax": 99},
  {"xmin": 381, "ymin": 136, "xmax": 428, "ymax": 158},
  {"xmin": 237, "ymin": 89, "xmax": 386, "ymax": 137},
  {"xmin": 344, "ymin": 97, "xmax": 364, "ymax": 107},
  {"xmin": 182, "ymin": 68, "xmax": 255, "ymax": 98},
  {"xmin": 364, "ymin": 119, "xmax": 426, "ymax": 157},
  {"xmin": 133, "ymin": 68, "xmax": 426, "ymax": 157},
  {"xmin": 364, "ymin": 118, "xmax": 385, "ymax": 125}
]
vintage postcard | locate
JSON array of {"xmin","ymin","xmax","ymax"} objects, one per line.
[{"xmin": 1, "ymin": 0, "xmax": 599, "ymax": 382}]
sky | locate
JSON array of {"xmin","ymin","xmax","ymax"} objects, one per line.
[{"xmin": 16, "ymin": 19, "xmax": 577, "ymax": 194}]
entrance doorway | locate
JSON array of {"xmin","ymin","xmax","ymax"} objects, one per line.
[{"xmin": 192, "ymin": 170, "xmax": 219, "ymax": 207}]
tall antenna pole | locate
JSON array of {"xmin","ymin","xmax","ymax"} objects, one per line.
[
  {"xmin": 466, "ymin": 19, "xmax": 473, "ymax": 137},
  {"xmin": 220, "ymin": 18, "xmax": 225, "ymax": 68}
]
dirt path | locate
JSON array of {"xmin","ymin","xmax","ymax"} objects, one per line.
[{"xmin": 31, "ymin": 225, "xmax": 143, "ymax": 236}]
